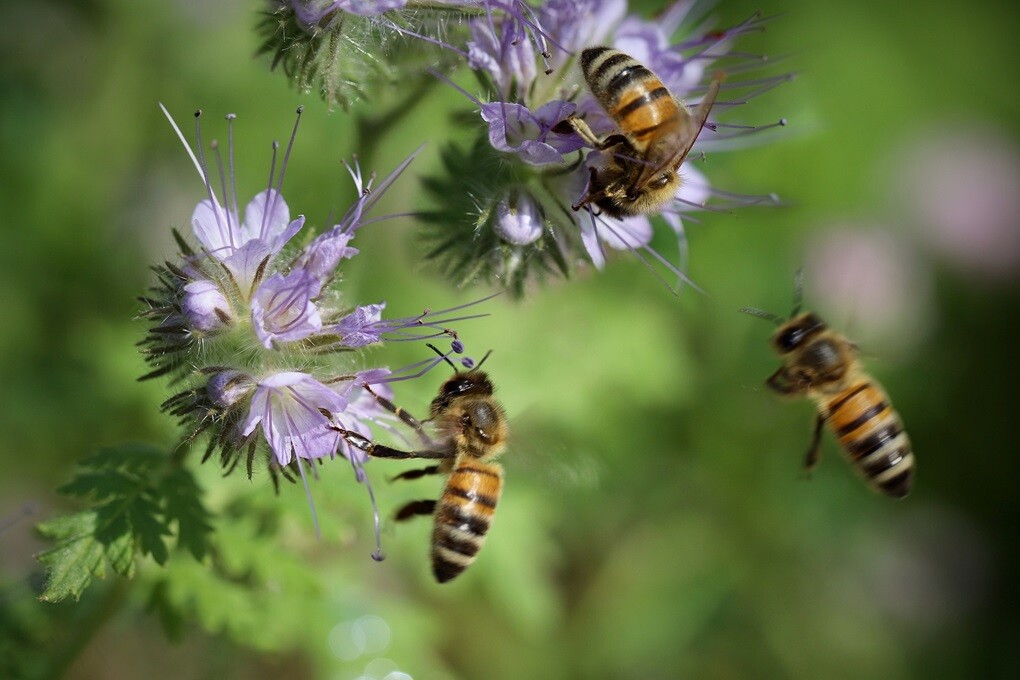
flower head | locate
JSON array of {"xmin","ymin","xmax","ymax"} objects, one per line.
[
  {"xmin": 422, "ymin": 0, "xmax": 789, "ymax": 296},
  {"xmin": 141, "ymin": 105, "xmax": 487, "ymax": 548}
]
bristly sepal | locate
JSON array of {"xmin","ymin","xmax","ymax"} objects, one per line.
[
  {"xmin": 257, "ymin": 0, "xmax": 476, "ymax": 111},
  {"xmin": 420, "ymin": 136, "xmax": 582, "ymax": 299}
]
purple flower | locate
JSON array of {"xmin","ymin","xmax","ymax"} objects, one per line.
[
  {"xmin": 494, "ymin": 195, "xmax": 544, "ymax": 246},
  {"xmin": 331, "ymin": 368, "xmax": 396, "ymax": 460},
  {"xmin": 182, "ymin": 279, "xmax": 232, "ymax": 332},
  {"xmin": 250, "ymin": 270, "xmax": 324, "ymax": 348},
  {"xmin": 421, "ymin": 0, "xmax": 787, "ymax": 295},
  {"xmin": 481, "ymin": 101, "xmax": 584, "ymax": 166},
  {"xmin": 467, "ymin": 6, "xmax": 539, "ymax": 98},
  {"xmin": 191, "ymin": 190, "xmax": 303, "ymax": 261},
  {"xmin": 206, "ymin": 370, "xmax": 254, "ymax": 409},
  {"xmin": 613, "ymin": 3, "xmax": 705, "ymax": 95},
  {"xmin": 241, "ymin": 372, "xmax": 348, "ymax": 466},
  {"xmin": 147, "ymin": 105, "xmax": 491, "ymax": 548},
  {"xmin": 539, "ymin": 0, "xmax": 627, "ymax": 67},
  {"xmin": 330, "ymin": 303, "xmax": 387, "ymax": 347},
  {"xmin": 288, "ymin": 0, "xmax": 409, "ymax": 25},
  {"xmin": 191, "ymin": 191, "xmax": 305, "ymax": 295},
  {"xmin": 296, "ymin": 227, "xmax": 359, "ymax": 280}
]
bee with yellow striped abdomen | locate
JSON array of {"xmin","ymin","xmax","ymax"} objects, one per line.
[
  {"xmin": 340, "ymin": 348, "xmax": 507, "ymax": 582},
  {"xmin": 559, "ymin": 46, "xmax": 722, "ymax": 218},
  {"xmin": 743, "ymin": 278, "xmax": 915, "ymax": 498}
]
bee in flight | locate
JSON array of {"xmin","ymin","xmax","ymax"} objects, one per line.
[
  {"xmin": 742, "ymin": 274, "xmax": 915, "ymax": 498},
  {"xmin": 338, "ymin": 346, "xmax": 508, "ymax": 583},
  {"xmin": 556, "ymin": 46, "xmax": 722, "ymax": 218}
]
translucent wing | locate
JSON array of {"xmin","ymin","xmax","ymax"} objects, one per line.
[{"xmin": 631, "ymin": 75, "xmax": 723, "ymax": 193}]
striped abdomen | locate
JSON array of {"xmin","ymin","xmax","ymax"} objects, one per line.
[
  {"xmin": 431, "ymin": 460, "xmax": 503, "ymax": 583},
  {"xmin": 825, "ymin": 381, "xmax": 915, "ymax": 498},
  {"xmin": 581, "ymin": 47, "xmax": 680, "ymax": 143}
]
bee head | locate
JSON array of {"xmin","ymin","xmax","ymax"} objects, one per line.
[
  {"xmin": 771, "ymin": 312, "xmax": 827, "ymax": 354},
  {"xmin": 742, "ymin": 269, "xmax": 822, "ymax": 355},
  {"xmin": 426, "ymin": 345, "xmax": 496, "ymax": 415},
  {"xmin": 437, "ymin": 371, "xmax": 494, "ymax": 402},
  {"xmin": 608, "ymin": 170, "xmax": 679, "ymax": 216}
]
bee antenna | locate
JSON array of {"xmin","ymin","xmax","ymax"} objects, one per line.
[
  {"xmin": 791, "ymin": 268, "xmax": 804, "ymax": 316},
  {"xmin": 740, "ymin": 307, "xmax": 785, "ymax": 326},
  {"xmin": 426, "ymin": 342, "xmax": 458, "ymax": 371},
  {"xmin": 472, "ymin": 349, "xmax": 494, "ymax": 371}
]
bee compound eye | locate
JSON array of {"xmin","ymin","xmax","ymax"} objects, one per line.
[{"xmin": 778, "ymin": 327, "xmax": 803, "ymax": 352}]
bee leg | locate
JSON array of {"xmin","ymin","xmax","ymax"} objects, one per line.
[
  {"xmin": 326, "ymin": 424, "xmax": 451, "ymax": 460},
  {"xmin": 361, "ymin": 383, "xmax": 432, "ymax": 447},
  {"xmin": 394, "ymin": 499, "xmax": 436, "ymax": 522},
  {"xmin": 553, "ymin": 114, "xmax": 602, "ymax": 147},
  {"xmin": 804, "ymin": 413, "xmax": 826, "ymax": 476},
  {"xmin": 369, "ymin": 444, "xmax": 454, "ymax": 460},
  {"xmin": 390, "ymin": 465, "xmax": 441, "ymax": 482}
]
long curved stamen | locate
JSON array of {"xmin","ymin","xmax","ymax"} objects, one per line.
[
  {"xmin": 346, "ymin": 450, "xmax": 384, "ymax": 562},
  {"xmin": 592, "ymin": 213, "xmax": 703, "ymax": 295},
  {"xmin": 372, "ymin": 356, "xmax": 450, "ymax": 385},
  {"xmin": 211, "ymin": 140, "xmax": 234, "ymax": 236},
  {"xmin": 225, "ymin": 113, "xmax": 240, "ymax": 227},
  {"xmin": 190, "ymin": 110, "xmax": 230, "ymax": 248},
  {"xmin": 262, "ymin": 140, "xmax": 280, "ymax": 239},
  {"xmin": 264, "ymin": 106, "xmax": 303, "ymax": 240},
  {"xmin": 705, "ymin": 118, "xmax": 788, "ymax": 141}
]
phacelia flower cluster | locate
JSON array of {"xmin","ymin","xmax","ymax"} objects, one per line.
[
  {"xmin": 258, "ymin": 0, "xmax": 476, "ymax": 110},
  {"xmin": 140, "ymin": 105, "xmax": 481, "ymax": 547},
  {"xmin": 420, "ymin": 0, "xmax": 789, "ymax": 296}
]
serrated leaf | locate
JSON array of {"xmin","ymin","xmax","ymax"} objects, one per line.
[
  {"xmin": 128, "ymin": 493, "xmax": 172, "ymax": 565},
  {"xmin": 36, "ymin": 511, "xmax": 107, "ymax": 602},
  {"xmin": 58, "ymin": 470, "xmax": 138, "ymax": 500},
  {"xmin": 37, "ymin": 443, "xmax": 222, "ymax": 602},
  {"xmin": 160, "ymin": 468, "xmax": 213, "ymax": 561},
  {"xmin": 84, "ymin": 444, "xmax": 166, "ymax": 472}
]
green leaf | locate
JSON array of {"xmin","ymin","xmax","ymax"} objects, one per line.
[
  {"xmin": 127, "ymin": 493, "xmax": 171, "ymax": 565},
  {"xmin": 37, "ymin": 444, "xmax": 183, "ymax": 600},
  {"xmin": 81, "ymin": 444, "xmax": 166, "ymax": 473},
  {"xmin": 159, "ymin": 468, "xmax": 213, "ymax": 561},
  {"xmin": 58, "ymin": 470, "xmax": 138, "ymax": 500},
  {"xmin": 36, "ymin": 511, "xmax": 108, "ymax": 602},
  {"xmin": 37, "ymin": 443, "xmax": 216, "ymax": 601}
]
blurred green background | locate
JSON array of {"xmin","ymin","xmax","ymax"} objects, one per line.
[{"xmin": 2, "ymin": 0, "xmax": 1019, "ymax": 678}]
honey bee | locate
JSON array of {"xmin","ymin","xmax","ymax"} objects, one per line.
[
  {"xmin": 743, "ymin": 276, "xmax": 915, "ymax": 498},
  {"xmin": 557, "ymin": 46, "xmax": 722, "ymax": 218},
  {"xmin": 340, "ymin": 347, "xmax": 508, "ymax": 583}
]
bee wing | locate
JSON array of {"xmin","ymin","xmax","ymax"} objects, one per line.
[{"xmin": 632, "ymin": 75, "xmax": 722, "ymax": 192}]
